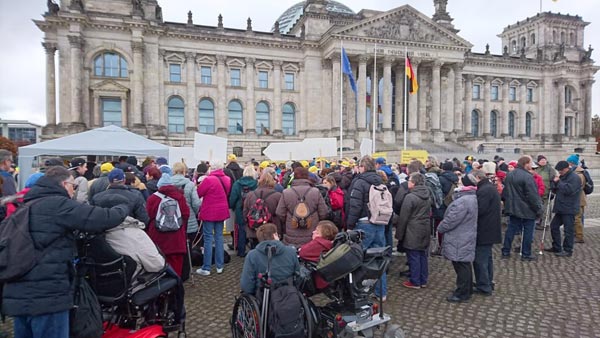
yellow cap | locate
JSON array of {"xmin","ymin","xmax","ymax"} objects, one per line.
[
  {"xmin": 100, "ymin": 162, "xmax": 114, "ymax": 173},
  {"xmin": 259, "ymin": 160, "xmax": 270, "ymax": 169},
  {"xmin": 227, "ymin": 154, "xmax": 237, "ymax": 161},
  {"xmin": 308, "ymin": 166, "xmax": 318, "ymax": 173},
  {"xmin": 300, "ymin": 160, "xmax": 309, "ymax": 168},
  {"xmin": 340, "ymin": 161, "xmax": 350, "ymax": 167}
]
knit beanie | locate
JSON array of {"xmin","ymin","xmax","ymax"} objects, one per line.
[{"xmin": 157, "ymin": 173, "xmax": 173, "ymax": 188}]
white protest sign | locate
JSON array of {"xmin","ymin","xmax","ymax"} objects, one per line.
[
  {"xmin": 169, "ymin": 147, "xmax": 200, "ymax": 167},
  {"xmin": 194, "ymin": 133, "xmax": 228, "ymax": 164},
  {"xmin": 298, "ymin": 138, "xmax": 338, "ymax": 159},
  {"xmin": 360, "ymin": 138, "xmax": 373, "ymax": 158}
]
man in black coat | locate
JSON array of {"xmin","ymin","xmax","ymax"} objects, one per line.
[
  {"xmin": 471, "ymin": 170, "xmax": 502, "ymax": 295},
  {"xmin": 2, "ymin": 166, "xmax": 130, "ymax": 337},
  {"xmin": 546, "ymin": 160, "xmax": 581, "ymax": 257},
  {"xmin": 91, "ymin": 168, "xmax": 149, "ymax": 225},
  {"xmin": 501, "ymin": 156, "xmax": 542, "ymax": 261}
]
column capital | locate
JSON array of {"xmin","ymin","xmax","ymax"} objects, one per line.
[
  {"xmin": 68, "ymin": 35, "xmax": 84, "ymax": 49},
  {"xmin": 503, "ymin": 77, "xmax": 512, "ymax": 84},
  {"xmin": 411, "ymin": 58, "xmax": 421, "ymax": 66},
  {"xmin": 465, "ymin": 74, "xmax": 474, "ymax": 81},
  {"xmin": 42, "ymin": 42, "xmax": 58, "ymax": 54},
  {"xmin": 383, "ymin": 56, "xmax": 394, "ymax": 65},
  {"xmin": 452, "ymin": 63, "xmax": 464, "ymax": 72},
  {"xmin": 216, "ymin": 54, "xmax": 226, "ymax": 63},
  {"xmin": 557, "ymin": 78, "xmax": 567, "ymax": 86},
  {"xmin": 432, "ymin": 60, "xmax": 443, "ymax": 68},
  {"xmin": 273, "ymin": 60, "xmax": 283, "ymax": 68},
  {"xmin": 185, "ymin": 52, "xmax": 196, "ymax": 61},
  {"xmin": 321, "ymin": 59, "xmax": 332, "ymax": 69},
  {"xmin": 298, "ymin": 61, "xmax": 305, "ymax": 71},
  {"xmin": 359, "ymin": 54, "xmax": 369, "ymax": 63},
  {"xmin": 131, "ymin": 41, "xmax": 145, "ymax": 53},
  {"xmin": 245, "ymin": 57, "xmax": 255, "ymax": 65},
  {"xmin": 331, "ymin": 53, "xmax": 341, "ymax": 62},
  {"xmin": 484, "ymin": 75, "xmax": 494, "ymax": 83}
]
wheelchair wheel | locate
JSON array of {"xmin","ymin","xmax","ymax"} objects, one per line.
[
  {"xmin": 231, "ymin": 294, "xmax": 262, "ymax": 338},
  {"xmin": 299, "ymin": 293, "xmax": 315, "ymax": 338}
]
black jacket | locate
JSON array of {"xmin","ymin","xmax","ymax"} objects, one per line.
[
  {"xmin": 439, "ymin": 171, "xmax": 459, "ymax": 197},
  {"xmin": 392, "ymin": 181, "xmax": 409, "ymax": 215},
  {"xmin": 502, "ymin": 167, "xmax": 542, "ymax": 220},
  {"xmin": 90, "ymin": 184, "xmax": 149, "ymax": 225},
  {"xmin": 346, "ymin": 171, "xmax": 383, "ymax": 229},
  {"xmin": 395, "ymin": 185, "xmax": 431, "ymax": 250},
  {"xmin": 476, "ymin": 179, "xmax": 502, "ymax": 245},
  {"xmin": 88, "ymin": 174, "xmax": 109, "ymax": 201},
  {"xmin": 2, "ymin": 176, "xmax": 129, "ymax": 316},
  {"xmin": 226, "ymin": 162, "xmax": 244, "ymax": 181},
  {"xmin": 553, "ymin": 168, "xmax": 581, "ymax": 215}
]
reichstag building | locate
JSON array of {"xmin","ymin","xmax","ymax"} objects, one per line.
[{"xmin": 36, "ymin": 0, "xmax": 598, "ymax": 158}]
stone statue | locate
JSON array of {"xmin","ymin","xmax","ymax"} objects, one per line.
[
  {"xmin": 69, "ymin": 0, "xmax": 84, "ymax": 12},
  {"xmin": 503, "ymin": 45, "xmax": 509, "ymax": 56},
  {"xmin": 187, "ymin": 11, "xmax": 193, "ymax": 25},
  {"xmin": 218, "ymin": 14, "xmax": 223, "ymax": 28},
  {"xmin": 132, "ymin": 0, "xmax": 144, "ymax": 16},
  {"xmin": 559, "ymin": 43, "xmax": 565, "ymax": 58},
  {"xmin": 47, "ymin": 0, "xmax": 59, "ymax": 15},
  {"xmin": 274, "ymin": 21, "xmax": 280, "ymax": 35},
  {"xmin": 584, "ymin": 44, "xmax": 594, "ymax": 61},
  {"xmin": 155, "ymin": 5, "xmax": 163, "ymax": 22},
  {"xmin": 247, "ymin": 17, "xmax": 252, "ymax": 31},
  {"xmin": 485, "ymin": 44, "xmax": 490, "ymax": 55}
]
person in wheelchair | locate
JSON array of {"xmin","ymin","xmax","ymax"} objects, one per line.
[
  {"xmin": 240, "ymin": 223, "xmax": 299, "ymax": 295},
  {"xmin": 298, "ymin": 220, "xmax": 338, "ymax": 291}
]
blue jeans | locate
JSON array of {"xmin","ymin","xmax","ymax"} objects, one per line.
[
  {"xmin": 356, "ymin": 222, "xmax": 387, "ymax": 297},
  {"xmin": 473, "ymin": 244, "xmax": 493, "ymax": 293},
  {"xmin": 406, "ymin": 249, "xmax": 428, "ymax": 286},
  {"xmin": 202, "ymin": 221, "xmax": 225, "ymax": 271},
  {"xmin": 550, "ymin": 213, "xmax": 575, "ymax": 254},
  {"xmin": 502, "ymin": 216, "xmax": 535, "ymax": 257},
  {"xmin": 14, "ymin": 310, "xmax": 69, "ymax": 338}
]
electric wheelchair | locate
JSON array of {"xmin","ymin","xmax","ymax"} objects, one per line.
[{"xmin": 230, "ymin": 231, "xmax": 405, "ymax": 338}]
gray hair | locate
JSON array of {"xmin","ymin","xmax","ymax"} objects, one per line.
[
  {"xmin": 359, "ymin": 156, "xmax": 376, "ymax": 172},
  {"xmin": 0, "ymin": 149, "xmax": 12, "ymax": 163},
  {"xmin": 470, "ymin": 169, "xmax": 487, "ymax": 181},
  {"xmin": 243, "ymin": 165, "xmax": 256, "ymax": 178},
  {"xmin": 210, "ymin": 161, "xmax": 224, "ymax": 171},
  {"xmin": 44, "ymin": 166, "xmax": 71, "ymax": 184}
]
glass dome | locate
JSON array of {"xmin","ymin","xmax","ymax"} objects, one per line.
[{"xmin": 273, "ymin": 1, "xmax": 355, "ymax": 34}]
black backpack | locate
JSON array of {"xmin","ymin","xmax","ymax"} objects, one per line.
[
  {"xmin": 0, "ymin": 198, "xmax": 48, "ymax": 283},
  {"xmin": 70, "ymin": 274, "xmax": 103, "ymax": 338},
  {"xmin": 582, "ymin": 169, "xmax": 594, "ymax": 195},
  {"xmin": 268, "ymin": 279, "xmax": 306, "ymax": 338}
]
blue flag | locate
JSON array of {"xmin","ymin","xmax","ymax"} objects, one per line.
[{"xmin": 341, "ymin": 48, "xmax": 357, "ymax": 94}]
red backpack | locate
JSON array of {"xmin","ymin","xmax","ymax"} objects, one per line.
[{"xmin": 246, "ymin": 191, "xmax": 275, "ymax": 229}]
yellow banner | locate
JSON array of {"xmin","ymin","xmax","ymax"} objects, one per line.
[
  {"xmin": 400, "ymin": 150, "xmax": 429, "ymax": 164},
  {"xmin": 372, "ymin": 152, "xmax": 388, "ymax": 160}
]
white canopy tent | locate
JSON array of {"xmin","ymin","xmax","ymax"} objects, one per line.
[{"xmin": 18, "ymin": 125, "xmax": 169, "ymax": 189}]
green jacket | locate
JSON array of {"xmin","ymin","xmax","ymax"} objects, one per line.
[
  {"xmin": 229, "ymin": 176, "xmax": 258, "ymax": 226},
  {"xmin": 535, "ymin": 164, "xmax": 557, "ymax": 199}
]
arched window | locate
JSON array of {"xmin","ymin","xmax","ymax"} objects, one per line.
[
  {"xmin": 521, "ymin": 36, "xmax": 526, "ymax": 49},
  {"xmin": 228, "ymin": 100, "xmax": 243, "ymax": 134},
  {"xmin": 490, "ymin": 111, "xmax": 498, "ymax": 138},
  {"xmin": 508, "ymin": 111, "xmax": 515, "ymax": 137},
  {"xmin": 198, "ymin": 99, "xmax": 215, "ymax": 134},
  {"xmin": 471, "ymin": 110, "xmax": 480, "ymax": 137},
  {"xmin": 560, "ymin": 31, "xmax": 565, "ymax": 44},
  {"xmin": 565, "ymin": 87, "xmax": 572, "ymax": 104},
  {"xmin": 525, "ymin": 112, "xmax": 532, "ymax": 137},
  {"xmin": 255, "ymin": 101, "xmax": 270, "ymax": 135},
  {"xmin": 94, "ymin": 52, "xmax": 128, "ymax": 78},
  {"xmin": 511, "ymin": 40, "xmax": 517, "ymax": 53},
  {"xmin": 167, "ymin": 97, "xmax": 185, "ymax": 133},
  {"xmin": 569, "ymin": 32, "xmax": 574, "ymax": 46},
  {"xmin": 553, "ymin": 30, "xmax": 557, "ymax": 43},
  {"xmin": 282, "ymin": 103, "xmax": 296, "ymax": 136},
  {"xmin": 531, "ymin": 33, "xmax": 536, "ymax": 45}
]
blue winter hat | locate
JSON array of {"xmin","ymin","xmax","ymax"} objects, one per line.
[
  {"xmin": 566, "ymin": 154, "xmax": 579, "ymax": 166},
  {"xmin": 25, "ymin": 172, "xmax": 44, "ymax": 188},
  {"xmin": 108, "ymin": 168, "xmax": 125, "ymax": 183},
  {"xmin": 159, "ymin": 165, "xmax": 172, "ymax": 175},
  {"xmin": 157, "ymin": 173, "xmax": 172, "ymax": 188}
]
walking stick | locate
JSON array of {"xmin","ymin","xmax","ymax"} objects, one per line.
[{"xmin": 539, "ymin": 191, "xmax": 554, "ymax": 255}]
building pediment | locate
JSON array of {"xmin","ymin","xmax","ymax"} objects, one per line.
[
  {"xmin": 90, "ymin": 79, "xmax": 130, "ymax": 93},
  {"xmin": 335, "ymin": 5, "xmax": 472, "ymax": 48}
]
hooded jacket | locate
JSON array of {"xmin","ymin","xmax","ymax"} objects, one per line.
[
  {"xmin": 197, "ymin": 170, "xmax": 231, "ymax": 221},
  {"xmin": 346, "ymin": 171, "xmax": 383, "ymax": 229},
  {"xmin": 475, "ymin": 179, "xmax": 502, "ymax": 246},
  {"xmin": 553, "ymin": 168, "xmax": 582, "ymax": 215},
  {"xmin": 90, "ymin": 184, "xmax": 149, "ymax": 225},
  {"xmin": 502, "ymin": 166, "xmax": 542, "ymax": 220},
  {"xmin": 226, "ymin": 161, "xmax": 244, "ymax": 181},
  {"xmin": 240, "ymin": 240, "xmax": 299, "ymax": 295},
  {"xmin": 105, "ymin": 216, "xmax": 166, "ymax": 277},
  {"xmin": 171, "ymin": 174, "xmax": 201, "ymax": 234},
  {"xmin": 229, "ymin": 176, "xmax": 258, "ymax": 228},
  {"xmin": 437, "ymin": 186, "xmax": 478, "ymax": 262},
  {"xmin": 146, "ymin": 185, "xmax": 190, "ymax": 255},
  {"xmin": 395, "ymin": 185, "xmax": 431, "ymax": 251},
  {"xmin": 276, "ymin": 179, "xmax": 328, "ymax": 247},
  {"xmin": 88, "ymin": 173, "xmax": 109, "ymax": 201},
  {"xmin": 2, "ymin": 176, "xmax": 129, "ymax": 316}
]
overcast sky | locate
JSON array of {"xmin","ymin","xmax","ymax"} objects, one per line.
[{"xmin": 0, "ymin": 0, "xmax": 598, "ymax": 126}]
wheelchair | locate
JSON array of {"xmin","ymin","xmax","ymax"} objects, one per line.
[{"xmin": 76, "ymin": 233, "xmax": 186, "ymax": 338}]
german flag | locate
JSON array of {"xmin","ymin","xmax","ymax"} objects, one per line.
[{"xmin": 405, "ymin": 56, "xmax": 418, "ymax": 94}]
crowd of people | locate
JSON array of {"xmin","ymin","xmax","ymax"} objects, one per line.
[{"xmin": 0, "ymin": 148, "xmax": 592, "ymax": 336}]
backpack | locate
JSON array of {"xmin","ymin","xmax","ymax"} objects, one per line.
[
  {"xmin": 316, "ymin": 241, "xmax": 364, "ymax": 283},
  {"xmin": 290, "ymin": 188, "xmax": 316, "ymax": 229},
  {"xmin": 424, "ymin": 173, "xmax": 444, "ymax": 209},
  {"xmin": 366, "ymin": 183, "xmax": 393, "ymax": 226},
  {"xmin": 582, "ymin": 169, "xmax": 594, "ymax": 195},
  {"xmin": 268, "ymin": 278, "xmax": 306, "ymax": 338},
  {"xmin": 0, "ymin": 199, "xmax": 47, "ymax": 283},
  {"xmin": 246, "ymin": 191, "xmax": 275, "ymax": 230},
  {"xmin": 154, "ymin": 192, "xmax": 182, "ymax": 232},
  {"xmin": 70, "ymin": 275, "xmax": 103, "ymax": 338},
  {"xmin": 316, "ymin": 185, "xmax": 338, "ymax": 224},
  {"xmin": 443, "ymin": 182, "xmax": 458, "ymax": 207}
]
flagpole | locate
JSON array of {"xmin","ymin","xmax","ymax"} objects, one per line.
[
  {"xmin": 372, "ymin": 43, "xmax": 377, "ymax": 154},
  {"xmin": 403, "ymin": 47, "xmax": 408, "ymax": 151},
  {"xmin": 340, "ymin": 41, "xmax": 344, "ymax": 160}
]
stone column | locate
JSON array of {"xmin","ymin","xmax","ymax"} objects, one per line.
[
  {"xmin": 120, "ymin": 93, "xmax": 128, "ymax": 127},
  {"xmin": 131, "ymin": 41, "xmax": 144, "ymax": 127},
  {"xmin": 501, "ymin": 78, "xmax": 510, "ymax": 137},
  {"xmin": 146, "ymin": 42, "xmax": 161, "ymax": 133},
  {"xmin": 394, "ymin": 63, "xmax": 405, "ymax": 132},
  {"xmin": 518, "ymin": 80, "xmax": 527, "ymax": 137},
  {"xmin": 68, "ymin": 35, "xmax": 83, "ymax": 124},
  {"xmin": 245, "ymin": 57, "xmax": 256, "ymax": 134},
  {"xmin": 93, "ymin": 94, "xmax": 101, "ymax": 127},
  {"xmin": 418, "ymin": 63, "xmax": 427, "ymax": 132},
  {"xmin": 464, "ymin": 74, "xmax": 473, "ymax": 135},
  {"xmin": 357, "ymin": 55, "xmax": 368, "ymax": 130},
  {"xmin": 483, "ymin": 76, "xmax": 492, "ymax": 137},
  {"xmin": 583, "ymin": 80, "xmax": 594, "ymax": 136},
  {"xmin": 273, "ymin": 60, "xmax": 283, "ymax": 135},
  {"xmin": 299, "ymin": 62, "xmax": 306, "ymax": 133},
  {"xmin": 216, "ymin": 54, "xmax": 227, "ymax": 134},
  {"xmin": 185, "ymin": 52, "xmax": 197, "ymax": 133},
  {"xmin": 445, "ymin": 66, "xmax": 455, "ymax": 133},
  {"xmin": 431, "ymin": 61, "xmax": 442, "ymax": 131},
  {"xmin": 331, "ymin": 54, "xmax": 341, "ymax": 130},
  {"xmin": 382, "ymin": 57, "xmax": 394, "ymax": 143},
  {"xmin": 453, "ymin": 64, "xmax": 463, "ymax": 134},
  {"xmin": 42, "ymin": 42, "xmax": 57, "ymax": 126},
  {"xmin": 409, "ymin": 59, "xmax": 420, "ymax": 143},
  {"xmin": 558, "ymin": 79, "xmax": 566, "ymax": 136}
]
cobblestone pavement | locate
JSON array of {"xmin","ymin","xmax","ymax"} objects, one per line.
[{"xmin": 2, "ymin": 216, "xmax": 600, "ymax": 337}]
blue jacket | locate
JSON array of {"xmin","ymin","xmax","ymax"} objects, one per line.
[
  {"xmin": 553, "ymin": 168, "xmax": 581, "ymax": 215},
  {"xmin": 240, "ymin": 240, "xmax": 299, "ymax": 295},
  {"xmin": 0, "ymin": 170, "xmax": 16, "ymax": 196}
]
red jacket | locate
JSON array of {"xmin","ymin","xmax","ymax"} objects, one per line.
[
  {"xmin": 299, "ymin": 237, "xmax": 333, "ymax": 290},
  {"xmin": 197, "ymin": 170, "xmax": 231, "ymax": 221},
  {"xmin": 146, "ymin": 185, "xmax": 190, "ymax": 255},
  {"xmin": 328, "ymin": 187, "xmax": 345, "ymax": 229},
  {"xmin": 1, "ymin": 188, "xmax": 30, "ymax": 219},
  {"xmin": 532, "ymin": 172, "xmax": 545, "ymax": 197}
]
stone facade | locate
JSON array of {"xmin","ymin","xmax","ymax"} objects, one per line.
[{"xmin": 36, "ymin": 0, "xmax": 599, "ymax": 159}]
